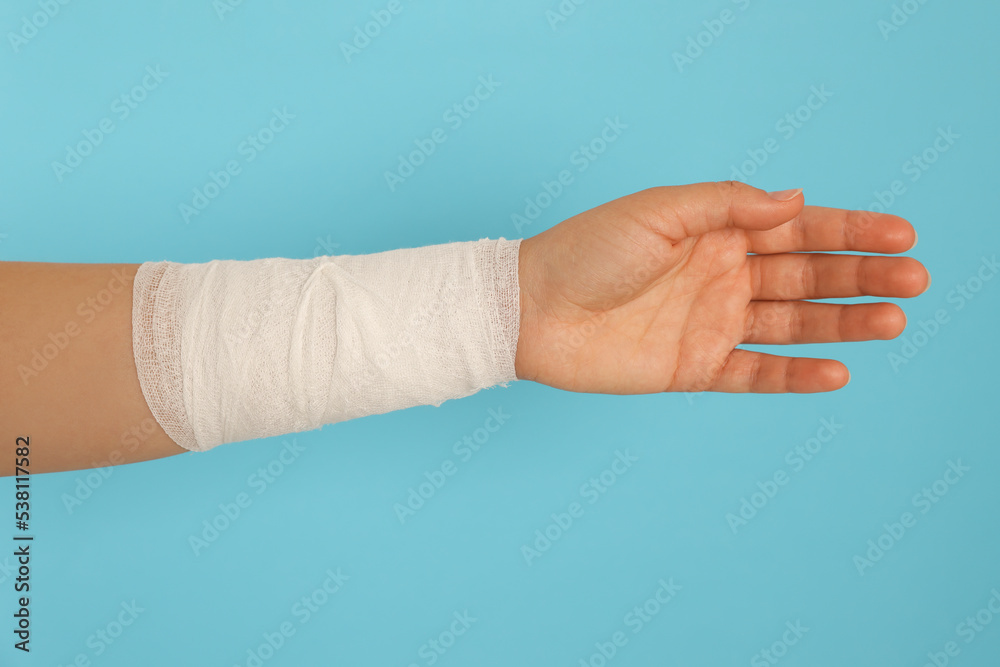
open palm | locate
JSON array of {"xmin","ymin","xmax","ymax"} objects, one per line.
[{"xmin": 514, "ymin": 182, "xmax": 929, "ymax": 394}]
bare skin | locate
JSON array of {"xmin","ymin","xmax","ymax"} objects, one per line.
[
  {"xmin": 514, "ymin": 181, "xmax": 926, "ymax": 392},
  {"xmin": 0, "ymin": 262, "xmax": 186, "ymax": 476},
  {"xmin": 0, "ymin": 181, "xmax": 929, "ymax": 475}
]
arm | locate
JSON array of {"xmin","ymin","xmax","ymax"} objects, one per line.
[
  {"xmin": 1, "ymin": 182, "xmax": 929, "ymax": 475},
  {"xmin": 0, "ymin": 262, "xmax": 185, "ymax": 476}
]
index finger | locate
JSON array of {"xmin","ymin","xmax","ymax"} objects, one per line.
[{"xmin": 744, "ymin": 206, "xmax": 918, "ymax": 255}]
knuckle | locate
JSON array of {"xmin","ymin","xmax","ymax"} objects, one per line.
[
  {"xmin": 747, "ymin": 354, "xmax": 763, "ymax": 390},
  {"xmin": 790, "ymin": 304, "xmax": 805, "ymax": 340},
  {"xmin": 716, "ymin": 180, "xmax": 744, "ymax": 201},
  {"xmin": 744, "ymin": 307, "xmax": 757, "ymax": 340},
  {"xmin": 802, "ymin": 255, "xmax": 818, "ymax": 298}
]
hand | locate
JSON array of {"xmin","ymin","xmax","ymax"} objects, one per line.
[{"xmin": 514, "ymin": 181, "xmax": 930, "ymax": 394}]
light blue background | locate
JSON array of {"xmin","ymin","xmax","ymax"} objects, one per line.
[{"xmin": 1, "ymin": 0, "xmax": 998, "ymax": 665}]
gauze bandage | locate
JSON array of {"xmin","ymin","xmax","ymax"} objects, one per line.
[{"xmin": 131, "ymin": 238, "xmax": 521, "ymax": 452}]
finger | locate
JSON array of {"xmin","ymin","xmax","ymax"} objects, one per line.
[
  {"xmin": 629, "ymin": 181, "xmax": 804, "ymax": 241},
  {"xmin": 749, "ymin": 253, "xmax": 930, "ymax": 300},
  {"xmin": 744, "ymin": 206, "xmax": 918, "ymax": 255},
  {"xmin": 709, "ymin": 349, "xmax": 850, "ymax": 393},
  {"xmin": 744, "ymin": 301, "xmax": 906, "ymax": 344}
]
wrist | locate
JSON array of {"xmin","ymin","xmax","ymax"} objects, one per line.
[{"xmin": 514, "ymin": 236, "xmax": 542, "ymax": 382}]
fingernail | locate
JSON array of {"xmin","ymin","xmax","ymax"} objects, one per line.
[
  {"xmin": 922, "ymin": 271, "xmax": 932, "ymax": 294},
  {"xmin": 910, "ymin": 230, "xmax": 919, "ymax": 250},
  {"xmin": 767, "ymin": 188, "xmax": 803, "ymax": 201}
]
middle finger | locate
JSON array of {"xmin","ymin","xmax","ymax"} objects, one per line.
[{"xmin": 749, "ymin": 253, "xmax": 930, "ymax": 300}]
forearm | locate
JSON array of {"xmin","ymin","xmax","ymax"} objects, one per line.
[
  {"xmin": 0, "ymin": 261, "xmax": 185, "ymax": 476},
  {"xmin": 1, "ymin": 237, "xmax": 523, "ymax": 475}
]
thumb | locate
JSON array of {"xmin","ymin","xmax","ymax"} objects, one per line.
[{"xmin": 637, "ymin": 181, "xmax": 804, "ymax": 241}]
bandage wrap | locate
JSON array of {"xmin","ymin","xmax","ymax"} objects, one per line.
[{"xmin": 131, "ymin": 238, "xmax": 522, "ymax": 452}]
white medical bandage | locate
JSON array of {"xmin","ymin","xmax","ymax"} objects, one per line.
[{"xmin": 131, "ymin": 238, "xmax": 522, "ymax": 452}]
